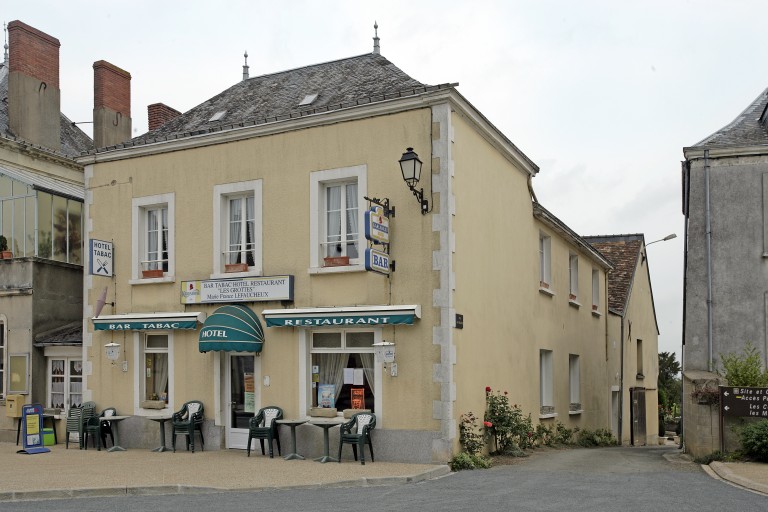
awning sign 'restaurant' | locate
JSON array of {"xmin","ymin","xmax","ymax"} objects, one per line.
[
  {"xmin": 181, "ymin": 276, "xmax": 293, "ymax": 304},
  {"xmin": 262, "ymin": 305, "xmax": 420, "ymax": 328}
]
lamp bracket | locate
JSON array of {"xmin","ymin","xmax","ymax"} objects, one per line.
[
  {"xmin": 409, "ymin": 187, "xmax": 429, "ymax": 214},
  {"xmin": 364, "ymin": 196, "xmax": 395, "ymax": 218}
]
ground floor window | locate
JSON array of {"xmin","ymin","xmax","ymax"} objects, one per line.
[
  {"xmin": 311, "ymin": 330, "xmax": 375, "ymax": 412},
  {"xmin": 48, "ymin": 358, "xmax": 83, "ymax": 410},
  {"xmin": 143, "ymin": 334, "xmax": 169, "ymax": 403}
]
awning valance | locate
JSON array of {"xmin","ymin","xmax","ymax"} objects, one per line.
[
  {"xmin": 92, "ymin": 312, "xmax": 206, "ymax": 331},
  {"xmin": 199, "ymin": 305, "xmax": 264, "ymax": 353},
  {"xmin": 262, "ymin": 305, "xmax": 420, "ymax": 328}
]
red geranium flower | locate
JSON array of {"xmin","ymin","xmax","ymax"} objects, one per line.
[
  {"xmin": 485, "ymin": 386, "xmax": 492, "ymax": 393},
  {"xmin": 483, "ymin": 421, "xmax": 493, "ymax": 428}
]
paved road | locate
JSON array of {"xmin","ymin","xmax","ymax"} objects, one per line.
[{"xmin": 4, "ymin": 446, "xmax": 765, "ymax": 511}]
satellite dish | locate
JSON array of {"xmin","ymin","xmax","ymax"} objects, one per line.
[{"xmin": 95, "ymin": 287, "xmax": 108, "ymax": 317}]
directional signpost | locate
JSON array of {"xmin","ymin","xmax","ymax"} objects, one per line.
[{"xmin": 720, "ymin": 386, "xmax": 768, "ymax": 418}]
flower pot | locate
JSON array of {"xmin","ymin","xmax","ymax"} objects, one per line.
[
  {"xmin": 569, "ymin": 294, "xmax": 577, "ymax": 301},
  {"xmin": 142, "ymin": 269, "xmax": 164, "ymax": 279},
  {"xmin": 225, "ymin": 263, "xmax": 249, "ymax": 273},
  {"xmin": 324, "ymin": 256, "xmax": 350, "ymax": 267},
  {"xmin": 539, "ymin": 281, "xmax": 549, "ymax": 289},
  {"xmin": 1, "ymin": 251, "xmax": 12, "ymax": 259}
]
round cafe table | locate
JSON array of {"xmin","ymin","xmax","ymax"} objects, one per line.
[
  {"xmin": 100, "ymin": 415, "xmax": 130, "ymax": 452},
  {"xmin": 146, "ymin": 415, "xmax": 173, "ymax": 452},
  {"xmin": 309, "ymin": 418, "xmax": 342, "ymax": 463},
  {"xmin": 276, "ymin": 419, "xmax": 307, "ymax": 460}
]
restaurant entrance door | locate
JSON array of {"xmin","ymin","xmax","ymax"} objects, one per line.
[{"xmin": 225, "ymin": 354, "xmax": 259, "ymax": 449}]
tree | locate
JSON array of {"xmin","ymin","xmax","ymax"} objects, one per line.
[{"xmin": 658, "ymin": 352, "xmax": 682, "ymax": 418}]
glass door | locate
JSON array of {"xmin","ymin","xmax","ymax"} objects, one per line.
[{"xmin": 226, "ymin": 354, "xmax": 257, "ymax": 449}]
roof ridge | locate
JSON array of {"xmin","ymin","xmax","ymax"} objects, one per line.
[
  {"xmin": 243, "ymin": 52, "xmax": 383, "ymax": 82},
  {"xmin": 693, "ymin": 86, "xmax": 768, "ymax": 147}
]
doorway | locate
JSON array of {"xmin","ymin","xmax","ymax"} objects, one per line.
[
  {"xmin": 630, "ymin": 387, "xmax": 647, "ymax": 446},
  {"xmin": 225, "ymin": 354, "xmax": 259, "ymax": 449}
]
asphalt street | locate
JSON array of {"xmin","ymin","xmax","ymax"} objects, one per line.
[{"xmin": 4, "ymin": 446, "xmax": 766, "ymax": 511}]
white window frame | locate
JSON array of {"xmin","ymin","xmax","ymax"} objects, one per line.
[
  {"xmin": 131, "ymin": 193, "xmax": 175, "ymax": 283},
  {"xmin": 298, "ymin": 328, "xmax": 383, "ymax": 423},
  {"xmin": 47, "ymin": 356, "xmax": 83, "ymax": 411},
  {"xmin": 309, "ymin": 165, "xmax": 367, "ymax": 273},
  {"xmin": 569, "ymin": 253, "xmax": 579, "ymax": 300},
  {"xmin": 539, "ymin": 233, "xmax": 552, "ymax": 289},
  {"xmin": 540, "ymin": 349, "xmax": 554, "ymax": 414},
  {"xmin": 212, "ymin": 180, "xmax": 263, "ymax": 277},
  {"xmin": 0, "ymin": 315, "xmax": 5, "ymax": 399},
  {"xmin": 569, "ymin": 354, "xmax": 581, "ymax": 412},
  {"xmin": 133, "ymin": 331, "xmax": 175, "ymax": 414},
  {"xmin": 591, "ymin": 268, "xmax": 600, "ymax": 313}
]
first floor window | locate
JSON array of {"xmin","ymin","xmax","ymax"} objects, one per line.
[
  {"xmin": 227, "ymin": 195, "xmax": 256, "ymax": 267},
  {"xmin": 592, "ymin": 268, "xmax": 600, "ymax": 310},
  {"xmin": 311, "ymin": 330, "xmax": 374, "ymax": 412},
  {"xmin": 145, "ymin": 206, "xmax": 168, "ymax": 272},
  {"xmin": 49, "ymin": 358, "xmax": 82, "ymax": 410},
  {"xmin": 0, "ymin": 322, "xmax": 4, "ymax": 397},
  {"xmin": 540, "ymin": 349, "xmax": 553, "ymax": 413},
  {"xmin": 324, "ymin": 182, "xmax": 359, "ymax": 260},
  {"xmin": 539, "ymin": 233, "xmax": 551, "ymax": 287},
  {"xmin": 143, "ymin": 334, "xmax": 169, "ymax": 403},
  {"xmin": 132, "ymin": 193, "xmax": 175, "ymax": 280},
  {"xmin": 569, "ymin": 253, "xmax": 579, "ymax": 298}
]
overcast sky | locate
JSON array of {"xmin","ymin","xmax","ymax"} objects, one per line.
[{"xmin": 8, "ymin": 1, "xmax": 768, "ymax": 363}]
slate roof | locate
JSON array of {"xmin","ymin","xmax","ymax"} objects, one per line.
[
  {"xmin": 692, "ymin": 86, "xmax": 768, "ymax": 148},
  {"xmin": 33, "ymin": 321, "xmax": 82, "ymax": 347},
  {"xmin": 127, "ymin": 53, "xmax": 438, "ymax": 146},
  {"xmin": 0, "ymin": 61, "xmax": 93, "ymax": 158},
  {"xmin": 583, "ymin": 234, "xmax": 644, "ymax": 315}
]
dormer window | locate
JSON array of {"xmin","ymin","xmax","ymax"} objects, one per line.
[
  {"xmin": 208, "ymin": 110, "xmax": 227, "ymax": 122},
  {"xmin": 299, "ymin": 94, "xmax": 318, "ymax": 107}
]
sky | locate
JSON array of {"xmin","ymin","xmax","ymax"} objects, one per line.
[{"xmin": 7, "ymin": 0, "xmax": 768, "ymax": 364}]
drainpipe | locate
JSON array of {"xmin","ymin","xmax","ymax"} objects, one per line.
[
  {"xmin": 619, "ymin": 317, "xmax": 625, "ymax": 443},
  {"xmin": 681, "ymin": 159, "xmax": 691, "ymax": 450},
  {"xmin": 705, "ymin": 149, "xmax": 713, "ymax": 371}
]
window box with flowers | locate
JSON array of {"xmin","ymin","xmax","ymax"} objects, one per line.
[{"xmin": 691, "ymin": 386, "xmax": 720, "ymax": 406}]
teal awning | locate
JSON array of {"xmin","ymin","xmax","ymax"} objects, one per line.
[
  {"xmin": 199, "ymin": 305, "xmax": 264, "ymax": 353},
  {"xmin": 93, "ymin": 312, "xmax": 205, "ymax": 331},
  {"xmin": 262, "ymin": 305, "xmax": 421, "ymax": 328}
]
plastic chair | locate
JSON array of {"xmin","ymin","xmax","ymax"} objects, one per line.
[
  {"xmin": 338, "ymin": 412, "xmax": 376, "ymax": 464},
  {"xmin": 247, "ymin": 406, "xmax": 283, "ymax": 458},
  {"xmin": 171, "ymin": 400, "xmax": 205, "ymax": 453},
  {"xmin": 83, "ymin": 407, "xmax": 116, "ymax": 450},
  {"xmin": 64, "ymin": 407, "xmax": 82, "ymax": 449}
]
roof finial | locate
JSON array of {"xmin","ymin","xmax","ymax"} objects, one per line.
[
  {"xmin": 3, "ymin": 23, "xmax": 8, "ymax": 65},
  {"xmin": 242, "ymin": 51, "xmax": 249, "ymax": 81},
  {"xmin": 372, "ymin": 21, "xmax": 380, "ymax": 55}
]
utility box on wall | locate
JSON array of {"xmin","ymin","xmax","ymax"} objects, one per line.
[{"xmin": 6, "ymin": 394, "xmax": 25, "ymax": 417}]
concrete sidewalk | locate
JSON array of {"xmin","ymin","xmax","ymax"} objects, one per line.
[{"xmin": 0, "ymin": 442, "xmax": 450, "ymax": 501}]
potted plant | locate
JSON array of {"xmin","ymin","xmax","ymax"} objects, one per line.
[
  {"xmin": 0, "ymin": 235, "xmax": 12, "ymax": 259},
  {"xmin": 142, "ymin": 267, "xmax": 164, "ymax": 278},
  {"xmin": 225, "ymin": 262, "xmax": 249, "ymax": 273}
]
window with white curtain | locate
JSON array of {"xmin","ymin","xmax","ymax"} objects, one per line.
[
  {"xmin": 142, "ymin": 334, "xmax": 169, "ymax": 404},
  {"xmin": 213, "ymin": 180, "xmax": 263, "ymax": 276},
  {"xmin": 132, "ymin": 193, "xmax": 175, "ymax": 280},
  {"xmin": 48, "ymin": 358, "xmax": 82, "ymax": 410},
  {"xmin": 309, "ymin": 165, "xmax": 366, "ymax": 270},
  {"xmin": 310, "ymin": 330, "xmax": 375, "ymax": 412}
]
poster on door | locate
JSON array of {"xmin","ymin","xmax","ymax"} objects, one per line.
[
  {"xmin": 351, "ymin": 387, "xmax": 365, "ymax": 409},
  {"xmin": 244, "ymin": 372, "xmax": 255, "ymax": 413}
]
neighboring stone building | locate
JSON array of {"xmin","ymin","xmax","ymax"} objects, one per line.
[
  {"xmin": 79, "ymin": 33, "xmax": 628, "ymax": 462},
  {"xmin": 682, "ymin": 86, "xmax": 768, "ymax": 457},
  {"xmin": 586, "ymin": 235, "xmax": 660, "ymax": 446},
  {"xmin": 0, "ymin": 20, "xmax": 129, "ymax": 442}
]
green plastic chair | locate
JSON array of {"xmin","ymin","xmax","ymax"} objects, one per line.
[
  {"xmin": 64, "ymin": 407, "xmax": 82, "ymax": 449},
  {"xmin": 171, "ymin": 400, "xmax": 205, "ymax": 453},
  {"xmin": 338, "ymin": 412, "xmax": 376, "ymax": 464},
  {"xmin": 247, "ymin": 406, "xmax": 283, "ymax": 458},
  {"xmin": 83, "ymin": 407, "xmax": 116, "ymax": 450}
]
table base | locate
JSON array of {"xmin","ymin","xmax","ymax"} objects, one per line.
[
  {"xmin": 107, "ymin": 445, "xmax": 126, "ymax": 452},
  {"xmin": 284, "ymin": 452, "xmax": 305, "ymax": 460},
  {"xmin": 314, "ymin": 455, "xmax": 339, "ymax": 463},
  {"xmin": 151, "ymin": 446, "xmax": 168, "ymax": 452}
]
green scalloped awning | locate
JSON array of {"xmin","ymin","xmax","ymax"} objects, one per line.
[{"xmin": 198, "ymin": 305, "xmax": 264, "ymax": 353}]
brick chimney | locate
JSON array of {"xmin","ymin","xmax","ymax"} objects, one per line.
[
  {"xmin": 93, "ymin": 60, "xmax": 131, "ymax": 148},
  {"xmin": 7, "ymin": 20, "xmax": 61, "ymax": 150},
  {"xmin": 147, "ymin": 103, "xmax": 181, "ymax": 131}
]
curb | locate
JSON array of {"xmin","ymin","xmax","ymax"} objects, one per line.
[
  {"xmin": 709, "ymin": 462, "xmax": 768, "ymax": 496},
  {"xmin": 0, "ymin": 465, "xmax": 452, "ymax": 502}
]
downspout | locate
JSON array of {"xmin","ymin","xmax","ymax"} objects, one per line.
[
  {"xmin": 705, "ymin": 149, "xmax": 714, "ymax": 371},
  {"xmin": 619, "ymin": 316, "xmax": 625, "ymax": 443},
  {"xmin": 681, "ymin": 159, "xmax": 691, "ymax": 450}
]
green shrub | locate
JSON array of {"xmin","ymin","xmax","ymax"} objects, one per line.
[
  {"xmin": 534, "ymin": 422, "xmax": 554, "ymax": 447},
  {"xmin": 739, "ymin": 420, "xmax": 768, "ymax": 462},
  {"xmin": 719, "ymin": 342, "xmax": 768, "ymax": 387},
  {"xmin": 459, "ymin": 412, "xmax": 484, "ymax": 456},
  {"xmin": 484, "ymin": 389, "xmax": 534, "ymax": 453},
  {"xmin": 449, "ymin": 452, "xmax": 492, "ymax": 471},
  {"xmin": 553, "ymin": 421, "xmax": 575, "ymax": 445},
  {"xmin": 576, "ymin": 428, "xmax": 617, "ymax": 447},
  {"xmin": 693, "ymin": 450, "xmax": 725, "ymax": 465}
]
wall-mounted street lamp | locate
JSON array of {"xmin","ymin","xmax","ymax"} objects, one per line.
[
  {"xmin": 399, "ymin": 147, "xmax": 428, "ymax": 214},
  {"xmin": 104, "ymin": 342, "xmax": 121, "ymax": 364}
]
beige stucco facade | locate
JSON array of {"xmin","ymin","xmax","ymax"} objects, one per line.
[{"xmin": 81, "ymin": 90, "xmax": 628, "ymax": 462}]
